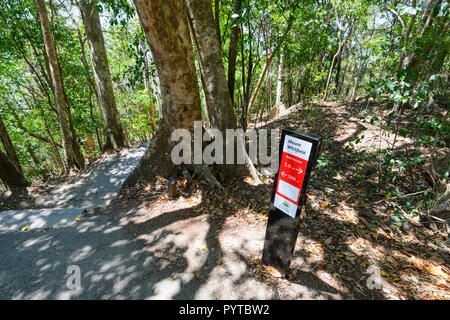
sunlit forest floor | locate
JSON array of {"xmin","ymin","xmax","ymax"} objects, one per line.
[
  {"xmin": 109, "ymin": 100, "xmax": 449, "ymax": 299},
  {"xmin": 1, "ymin": 101, "xmax": 448, "ymax": 299}
]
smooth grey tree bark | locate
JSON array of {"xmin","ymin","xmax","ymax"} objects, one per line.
[
  {"xmin": 35, "ymin": 0, "xmax": 84, "ymax": 171},
  {"xmin": 79, "ymin": 0, "xmax": 127, "ymax": 151},
  {"xmin": 275, "ymin": 52, "xmax": 284, "ymax": 104}
]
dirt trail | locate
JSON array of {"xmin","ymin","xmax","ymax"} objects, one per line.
[
  {"xmin": 0, "ymin": 145, "xmax": 146, "ymax": 231},
  {"xmin": 1, "ymin": 102, "xmax": 448, "ymax": 300}
]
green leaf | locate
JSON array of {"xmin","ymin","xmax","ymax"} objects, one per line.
[{"xmin": 399, "ymin": 128, "xmax": 408, "ymax": 137}]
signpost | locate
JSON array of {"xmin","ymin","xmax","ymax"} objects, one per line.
[{"xmin": 262, "ymin": 128, "xmax": 321, "ymax": 274}]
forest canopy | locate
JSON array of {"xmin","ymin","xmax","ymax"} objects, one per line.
[{"xmin": 0, "ymin": 0, "xmax": 448, "ymax": 189}]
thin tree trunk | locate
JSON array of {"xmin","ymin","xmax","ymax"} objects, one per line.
[
  {"xmin": 323, "ymin": 42, "xmax": 344, "ymax": 101},
  {"xmin": 338, "ymin": 53, "xmax": 349, "ymax": 96},
  {"xmin": 0, "ymin": 148, "xmax": 29, "ymax": 189},
  {"xmin": 286, "ymin": 63, "xmax": 293, "ymax": 107},
  {"xmin": 240, "ymin": 27, "xmax": 246, "ymax": 107},
  {"xmin": 150, "ymin": 71, "xmax": 162, "ymax": 118},
  {"xmin": 246, "ymin": 55, "xmax": 273, "ymax": 121},
  {"xmin": 87, "ymin": 90, "xmax": 103, "ymax": 151},
  {"xmin": 227, "ymin": 0, "xmax": 241, "ymax": 103},
  {"xmin": 79, "ymin": 0, "xmax": 127, "ymax": 151},
  {"xmin": 407, "ymin": 0, "xmax": 444, "ymax": 75},
  {"xmin": 323, "ymin": 3, "xmax": 344, "ymax": 101},
  {"xmin": 246, "ymin": 21, "xmax": 292, "ymax": 122},
  {"xmin": 275, "ymin": 52, "xmax": 284, "ymax": 104},
  {"xmin": 186, "ymin": 0, "xmax": 236, "ymax": 130},
  {"xmin": 25, "ymin": 144, "xmax": 48, "ymax": 178},
  {"xmin": 267, "ymin": 62, "xmax": 272, "ymax": 108},
  {"xmin": 214, "ymin": 0, "xmax": 221, "ymax": 47},
  {"xmin": 35, "ymin": 0, "xmax": 84, "ymax": 170},
  {"xmin": 0, "ymin": 115, "xmax": 23, "ymax": 174},
  {"xmin": 77, "ymin": 27, "xmax": 99, "ymax": 99},
  {"xmin": 140, "ymin": 39, "xmax": 157, "ymax": 132},
  {"xmin": 37, "ymin": 108, "xmax": 66, "ymax": 172},
  {"xmin": 144, "ymin": 71, "xmax": 157, "ymax": 132},
  {"xmin": 243, "ymin": 24, "xmax": 253, "ymax": 131}
]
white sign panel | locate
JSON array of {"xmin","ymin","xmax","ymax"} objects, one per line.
[{"xmin": 282, "ymin": 135, "xmax": 312, "ymax": 161}]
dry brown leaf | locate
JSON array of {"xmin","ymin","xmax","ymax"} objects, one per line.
[
  {"xmin": 424, "ymin": 265, "xmax": 449, "ymax": 280},
  {"xmin": 434, "ymin": 281, "xmax": 450, "ymax": 289},
  {"xmin": 321, "ymin": 201, "xmax": 331, "ymax": 209},
  {"xmin": 264, "ymin": 265, "xmax": 282, "ymax": 278},
  {"xmin": 411, "ymin": 257, "xmax": 424, "ymax": 271},
  {"xmin": 217, "ymin": 253, "xmax": 223, "ymax": 266}
]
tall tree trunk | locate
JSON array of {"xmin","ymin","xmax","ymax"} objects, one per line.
[
  {"xmin": 406, "ymin": 0, "xmax": 444, "ymax": 77},
  {"xmin": 267, "ymin": 62, "xmax": 272, "ymax": 108},
  {"xmin": 246, "ymin": 21, "xmax": 292, "ymax": 122},
  {"xmin": 26, "ymin": 144, "xmax": 49, "ymax": 180},
  {"xmin": 140, "ymin": 38, "xmax": 157, "ymax": 132},
  {"xmin": 286, "ymin": 63, "xmax": 293, "ymax": 107},
  {"xmin": 0, "ymin": 115, "xmax": 23, "ymax": 174},
  {"xmin": 334, "ymin": 54, "xmax": 342, "ymax": 94},
  {"xmin": 275, "ymin": 52, "xmax": 284, "ymax": 104},
  {"xmin": 213, "ymin": 0, "xmax": 221, "ymax": 47},
  {"xmin": 126, "ymin": 0, "xmax": 202, "ymax": 183},
  {"xmin": 186, "ymin": 0, "xmax": 236, "ymax": 130},
  {"xmin": 246, "ymin": 54, "xmax": 273, "ymax": 121},
  {"xmin": 323, "ymin": 42, "xmax": 344, "ymax": 101},
  {"xmin": 338, "ymin": 54, "xmax": 348, "ymax": 96},
  {"xmin": 0, "ymin": 148, "xmax": 29, "ymax": 189},
  {"xmin": 35, "ymin": 0, "xmax": 84, "ymax": 171},
  {"xmin": 143, "ymin": 70, "xmax": 157, "ymax": 132},
  {"xmin": 227, "ymin": 0, "xmax": 241, "ymax": 104},
  {"xmin": 323, "ymin": 3, "xmax": 344, "ymax": 101},
  {"xmin": 186, "ymin": 0, "xmax": 263, "ymax": 183},
  {"xmin": 242, "ymin": 24, "xmax": 254, "ymax": 131},
  {"xmin": 79, "ymin": 0, "xmax": 127, "ymax": 151},
  {"xmin": 77, "ymin": 27, "xmax": 99, "ymax": 99},
  {"xmin": 392, "ymin": 0, "xmax": 418, "ymax": 70}
]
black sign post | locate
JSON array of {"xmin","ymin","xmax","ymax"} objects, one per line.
[{"xmin": 262, "ymin": 128, "xmax": 321, "ymax": 275}]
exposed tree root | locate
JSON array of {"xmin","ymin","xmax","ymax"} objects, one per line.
[{"xmin": 192, "ymin": 164, "xmax": 225, "ymax": 191}]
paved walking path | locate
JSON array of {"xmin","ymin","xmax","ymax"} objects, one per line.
[{"xmin": 0, "ymin": 145, "xmax": 146, "ymax": 232}]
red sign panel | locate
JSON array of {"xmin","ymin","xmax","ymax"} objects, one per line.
[
  {"xmin": 275, "ymin": 152, "xmax": 308, "ymax": 205},
  {"xmin": 273, "ymin": 135, "xmax": 313, "ymax": 218}
]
